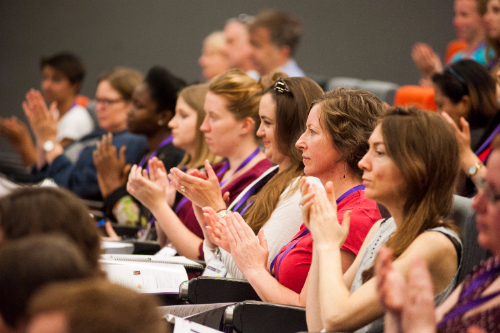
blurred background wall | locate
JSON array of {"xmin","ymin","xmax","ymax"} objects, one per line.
[{"xmin": 0, "ymin": 0, "xmax": 454, "ymax": 154}]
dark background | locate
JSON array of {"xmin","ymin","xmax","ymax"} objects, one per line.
[{"xmin": 0, "ymin": 0, "xmax": 454, "ymax": 154}]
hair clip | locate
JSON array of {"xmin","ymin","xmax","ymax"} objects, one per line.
[
  {"xmin": 445, "ymin": 67, "xmax": 467, "ymax": 87},
  {"xmin": 273, "ymin": 77, "xmax": 292, "ymax": 94}
]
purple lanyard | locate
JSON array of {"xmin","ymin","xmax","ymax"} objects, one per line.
[
  {"xmin": 475, "ymin": 123, "xmax": 500, "ymax": 155},
  {"xmin": 269, "ymin": 184, "xmax": 365, "ymax": 279},
  {"xmin": 174, "ymin": 148, "xmax": 260, "ymax": 214},
  {"xmin": 138, "ymin": 135, "xmax": 173, "ymax": 173},
  {"xmin": 219, "ymin": 148, "xmax": 260, "ymax": 188},
  {"xmin": 438, "ymin": 262, "xmax": 500, "ymax": 328},
  {"xmin": 232, "ymin": 167, "xmax": 280, "ymax": 213}
]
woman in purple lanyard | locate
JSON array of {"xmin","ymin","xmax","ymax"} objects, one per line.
[
  {"xmin": 204, "ymin": 88, "xmax": 385, "ymax": 307},
  {"xmin": 305, "ymin": 107, "xmax": 462, "ymax": 333},
  {"xmin": 127, "ymin": 69, "xmax": 272, "ymax": 260},
  {"xmin": 375, "ymin": 134, "xmax": 500, "ymax": 333},
  {"xmin": 94, "ymin": 66, "xmax": 186, "ymax": 228},
  {"xmin": 200, "ymin": 75, "xmax": 324, "ymax": 280},
  {"xmin": 441, "ymin": 61, "xmax": 500, "ymax": 198}
]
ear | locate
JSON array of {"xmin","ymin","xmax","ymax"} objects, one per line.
[
  {"xmin": 71, "ymin": 81, "xmax": 81, "ymax": 96},
  {"xmin": 458, "ymin": 95, "xmax": 471, "ymax": 118},
  {"xmin": 158, "ymin": 110, "xmax": 174, "ymax": 125},
  {"xmin": 277, "ymin": 45, "xmax": 291, "ymax": 61},
  {"xmin": 239, "ymin": 116, "xmax": 256, "ymax": 136}
]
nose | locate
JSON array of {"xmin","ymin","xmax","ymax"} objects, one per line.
[
  {"xmin": 295, "ymin": 132, "xmax": 306, "ymax": 150},
  {"xmin": 200, "ymin": 114, "xmax": 210, "ymax": 132},
  {"xmin": 168, "ymin": 116, "xmax": 177, "ymax": 129},
  {"xmin": 471, "ymin": 189, "xmax": 487, "ymax": 214},
  {"xmin": 256, "ymin": 121, "xmax": 265, "ymax": 137},
  {"xmin": 358, "ymin": 152, "xmax": 370, "ymax": 171}
]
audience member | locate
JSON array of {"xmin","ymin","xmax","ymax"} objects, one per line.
[
  {"xmin": 94, "ymin": 66, "xmax": 186, "ymax": 228},
  {"xmin": 204, "ymin": 88, "xmax": 383, "ymax": 306},
  {"xmin": 412, "ymin": 0, "xmax": 491, "ymax": 86},
  {"xmin": 199, "ymin": 31, "xmax": 231, "ymax": 81},
  {"xmin": 202, "ymin": 75, "xmax": 324, "ymax": 279},
  {"xmin": 441, "ymin": 62, "xmax": 500, "ymax": 197},
  {"xmin": 127, "ymin": 69, "xmax": 272, "ymax": 260},
  {"xmin": 29, "ymin": 67, "xmax": 147, "ymax": 201},
  {"xmin": 376, "ymin": 134, "xmax": 500, "ymax": 333},
  {"xmin": 0, "ymin": 52, "xmax": 94, "ymax": 167},
  {"xmin": 0, "ymin": 235, "xmax": 93, "ymax": 332},
  {"xmin": 26, "ymin": 279, "xmax": 164, "ymax": 333},
  {"xmin": 248, "ymin": 9, "xmax": 305, "ymax": 77},
  {"xmin": 305, "ymin": 107, "xmax": 462, "ymax": 332},
  {"xmin": 0, "ymin": 187, "xmax": 101, "ymax": 273},
  {"xmin": 223, "ymin": 15, "xmax": 260, "ymax": 80}
]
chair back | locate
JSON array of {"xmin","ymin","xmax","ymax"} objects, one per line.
[{"xmin": 393, "ymin": 85, "xmax": 436, "ymax": 111}]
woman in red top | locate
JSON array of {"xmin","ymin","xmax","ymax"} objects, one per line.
[{"xmin": 213, "ymin": 88, "xmax": 385, "ymax": 306}]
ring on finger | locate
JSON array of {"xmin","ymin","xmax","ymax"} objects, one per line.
[{"xmin": 180, "ymin": 185, "xmax": 186, "ymax": 193}]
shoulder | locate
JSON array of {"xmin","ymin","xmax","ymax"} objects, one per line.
[
  {"xmin": 405, "ymin": 228, "xmax": 457, "ymax": 263},
  {"xmin": 339, "ymin": 191, "xmax": 381, "ymax": 223}
]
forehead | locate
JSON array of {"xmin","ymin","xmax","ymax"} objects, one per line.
[
  {"xmin": 259, "ymin": 93, "xmax": 276, "ymax": 118},
  {"xmin": 368, "ymin": 124, "xmax": 384, "ymax": 143},
  {"xmin": 96, "ymin": 80, "xmax": 122, "ymax": 98},
  {"xmin": 204, "ymin": 91, "xmax": 228, "ymax": 110},
  {"xmin": 42, "ymin": 65, "xmax": 67, "ymax": 78},
  {"xmin": 307, "ymin": 104, "xmax": 322, "ymax": 125},
  {"xmin": 487, "ymin": 150, "xmax": 500, "ymax": 184},
  {"xmin": 132, "ymin": 83, "xmax": 154, "ymax": 102},
  {"xmin": 225, "ymin": 22, "xmax": 247, "ymax": 38}
]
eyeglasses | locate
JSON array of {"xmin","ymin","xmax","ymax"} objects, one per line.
[
  {"xmin": 95, "ymin": 98, "xmax": 124, "ymax": 107},
  {"xmin": 273, "ymin": 77, "xmax": 292, "ymax": 95},
  {"xmin": 474, "ymin": 177, "xmax": 500, "ymax": 204}
]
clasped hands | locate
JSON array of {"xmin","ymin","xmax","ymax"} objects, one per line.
[
  {"xmin": 22, "ymin": 89, "xmax": 58, "ymax": 145},
  {"xmin": 299, "ymin": 178, "xmax": 351, "ymax": 248}
]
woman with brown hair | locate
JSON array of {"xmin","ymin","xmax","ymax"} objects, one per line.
[
  {"xmin": 201, "ymin": 75, "xmax": 324, "ymax": 279},
  {"xmin": 205, "ymin": 88, "xmax": 384, "ymax": 306},
  {"xmin": 127, "ymin": 69, "xmax": 272, "ymax": 260},
  {"xmin": 305, "ymin": 107, "xmax": 462, "ymax": 332}
]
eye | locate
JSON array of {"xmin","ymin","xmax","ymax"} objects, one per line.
[{"xmin": 309, "ymin": 129, "xmax": 315, "ymax": 135}]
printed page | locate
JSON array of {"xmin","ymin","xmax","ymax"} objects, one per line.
[{"xmin": 101, "ymin": 261, "xmax": 187, "ymax": 294}]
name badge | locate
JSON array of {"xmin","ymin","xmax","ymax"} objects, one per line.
[{"xmin": 202, "ymin": 258, "xmax": 227, "ymax": 277}]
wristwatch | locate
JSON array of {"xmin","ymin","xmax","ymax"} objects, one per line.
[
  {"xmin": 43, "ymin": 140, "xmax": 56, "ymax": 153},
  {"xmin": 466, "ymin": 161, "xmax": 485, "ymax": 178}
]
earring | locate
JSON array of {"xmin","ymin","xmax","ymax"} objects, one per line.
[
  {"xmin": 158, "ymin": 120, "xmax": 164, "ymax": 126},
  {"xmin": 344, "ymin": 162, "xmax": 346, "ymax": 179}
]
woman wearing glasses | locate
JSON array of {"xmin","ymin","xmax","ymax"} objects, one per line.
[
  {"xmin": 376, "ymin": 134, "xmax": 500, "ymax": 333},
  {"xmin": 203, "ymin": 88, "xmax": 384, "ymax": 306},
  {"xmin": 28, "ymin": 67, "xmax": 148, "ymax": 201}
]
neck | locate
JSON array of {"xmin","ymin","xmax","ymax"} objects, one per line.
[
  {"xmin": 271, "ymin": 58, "xmax": 290, "ymax": 74},
  {"xmin": 278, "ymin": 158, "xmax": 292, "ymax": 173},
  {"xmin": 226, "ymin": 138, "xmax": 260, "ymax": 173},
  {"xmin": 146, "ymin": 128, "xmax": 172, "ymax": 152},
  {"xmin": 56, "ymin": 96, "xmax": 77, "ymax": 118},
  {"xmin": 385, "ymin": 204, "xmax": 405, "ymax": 228},
  {"xmin": 319, "ymin": 165, "xmax": 362, "ymax": 201},
  {"xmin": 240, "ymin": 60, "xmax": 258, "ymax": 73},
  {"xmin": 465, "ymin": 32, "xmax": 485, "ymax": 52}
]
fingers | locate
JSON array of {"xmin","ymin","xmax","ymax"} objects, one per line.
[
  {"xmin": 325, "ymin": 181, "xmax": 336, "ymax": 206},
  {"xmin": 441, "ymin": 112, "xmax": 459, "ymax": 130},
  {"xmin": 258, "ymin": 229, "xmax": 268, "ymax": 251},
  {"xmin": 233, "ymin": 212, "xmax": 253, "ymax": 239},
  {"xmin": 222, "ymin": 191, "xmax": 230, "ymax": 206},
  {"xmin": 205, "ymin": 159, "xmax": 218, "ymax": 182},
  {"xmin": 341, "ymin": 210, "xmax": 351, "ymax": 234},
  {"xmin": 460, "ymin": 117, "xmax": 470, "ymax": 137},
  {"xmin": 149, "ymin": 159, "xmax": 157, "ymax": 182},
  {"xmin": 118, "ymin": 145, "xmax": 127, "ymax": 164},
  {"xmin": 105, "ymin": 221, "xmax": 121, "ymax": 240},
  {"xmin": 225, "ymin": 213, "xmax": 241, "ymax": 243}
]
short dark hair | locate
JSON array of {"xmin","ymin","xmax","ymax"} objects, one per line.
[
  {"xmin": 40, "ymin": 52, "xmax": 86, "ymax": 86},
  {"xmin": 145, "ymin": 66, "xmax": 187, "ymax": 113},
  {"xmin": 249, "ymin": 9, "xmax": 303, "ymax": 56},
  {"xmin": 0, "ymin": 235, "xmax": 92, "ymax": 328}
]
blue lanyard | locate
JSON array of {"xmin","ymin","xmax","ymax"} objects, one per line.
[
  {"xmin": 138, "ymin": 135, "xmax": 173, "ymax": 173},
  {"xmin": 219, "ymin": 148, "xmax": 260, "ymax": 187}
]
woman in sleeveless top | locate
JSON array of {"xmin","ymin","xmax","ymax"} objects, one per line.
[
  {"xmin": 305, "ymin": 107, "xmax": 462, "ymax": 332},
  {"xmin": 376, "ymin": 134, "xmax": 500, "ymax": 333}
]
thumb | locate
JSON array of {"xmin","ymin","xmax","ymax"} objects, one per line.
[
  {"xmin": 325, "ymin": 181, "xmax": 336, "ymax": 206},
  {"xmin": 119, "ymin": 145, "xmax": 127, "ymax": 163},
  {"xmin": 222, "ymin": 191, "xmax": 230, "ymax": 206},
  {"xmin": 342, "ymin": 211, "xmax": 352, "ymax": 235},
  {"xmin": 258, "ymin": 229, "xmax": 268, "ymax": 251},
  {"xmin": 205, "ymin": 159, "xmax": 218, "ymax": 182},
  {"xmin": 460, "ymin": 117, "xmax": 470, "ymax": 136},
  {"xmin": 49, "ymin": 101, "xmax": 58, "ymax": 118},
  {"xmin": 122, "ymin": 164, "xmax": 131, "ymax": 177}
]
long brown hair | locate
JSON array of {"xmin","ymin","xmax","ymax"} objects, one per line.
[
  {"xmin": 362, "ymin": 107, "xmax": 460, "ymax": 282},
  {"xmin": 244, "ymin": 76, "xmax": 324, "ymax": 233},
  {"xmin": 177, "ymin": 83, "xmax": 222, "ymax": 169}
]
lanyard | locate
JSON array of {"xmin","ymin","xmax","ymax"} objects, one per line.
[
  {"xmin": 438, "ymin": 261, "xmax": 500, "ymax": 328},
  {"xmin": 138, "ymin": 135, "xmax": 173, "ymax": 173},
  {"xmin": 175, "ymin": 148, "xmax": 260, "ymax": 214},
  {"xmin": 269, "ymin": 184, "xmax": 365, "ymax": 280},
  {"xmin": 475, "ymin": 123, "xmax": 500, "ymax": 156},
  {"xmin": 219, "ymin": 148, "xmax": 260, "ymax": 187},
  {"xmin": 232, "ymin": 167, "xmax": 280, "ymax": 213}
]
